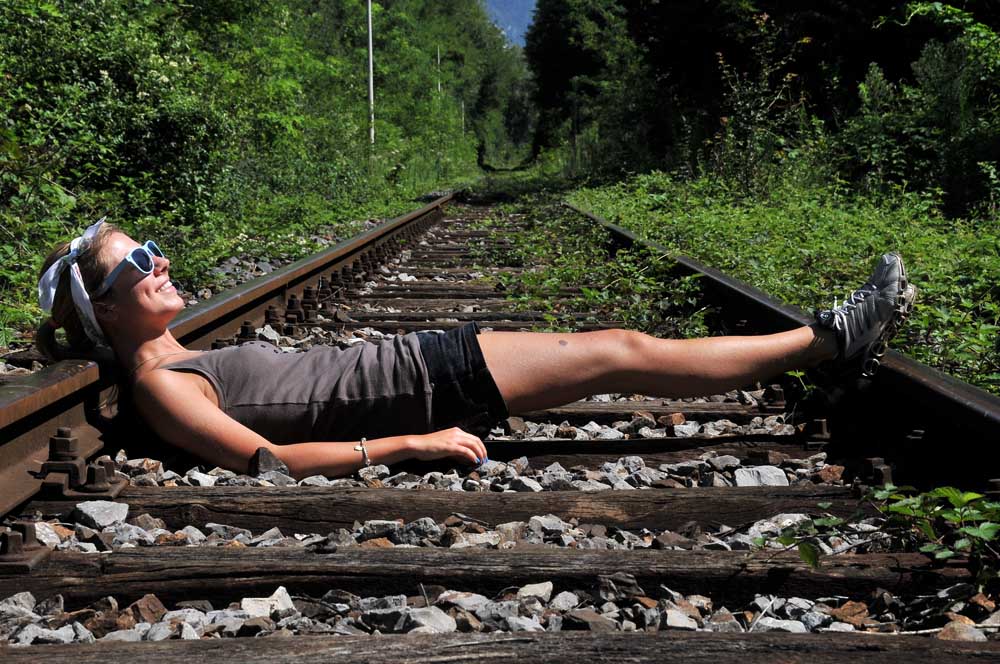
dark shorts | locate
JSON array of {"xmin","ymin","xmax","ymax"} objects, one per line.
[{"xmin": 416, "ymin": 322, "xmax": 509, "ymax": 437}]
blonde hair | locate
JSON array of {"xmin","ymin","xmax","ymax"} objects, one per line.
[{"xmin": 35, "ymin": 222, "xmax": 120, "ymax": 361}]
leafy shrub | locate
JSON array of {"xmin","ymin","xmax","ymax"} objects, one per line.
[{"xmin": 570, "ymin": 171, "xmax": 1000, "ymax": 393}]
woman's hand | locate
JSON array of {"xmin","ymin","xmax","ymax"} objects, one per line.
[{"xmin": 407, "ymin": 427, "xmax": 488, "ymax": 464}]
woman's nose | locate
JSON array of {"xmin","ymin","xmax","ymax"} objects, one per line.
[{"xmin": 154, "ymin": 255, "xmax": 170, "ymax": 272}]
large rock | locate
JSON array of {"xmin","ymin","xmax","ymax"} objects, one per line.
[
  {"xmin": 404, "ymin": 606, "xmax": 456, "ymax": 633},
  {"xmin": 662, "ymin": 609, "xmax": 698, "ymax": 630},
  {"xmin": 73, "ymin": 501, "xmax": 129, "ymax": 529},
  {"xmin": 510, "ymin": 477, "xmax": 544, "ymax": 492},
  {"xmin": 126, "ymin": 594, "xmax": 167, "ymax": 624},
  {"xmin": 248, "ymin": 447, "xmax": 290, "ymax": 476},
  {"xmin": 753, "ymin": 616, "xmax": 807, "ymax": 633},
  {"xmin": 0, "ymin": 591, "xmax": 36, "ymax": 618},
  {"xmin": 734, "ymin": 466, "xmax": 789, "ymax": 487},
  {"xmin": 937, "ymin": 621, "xmax": 988, "ymax": 642},
  {"xmin": 240, "ymin": 586, "xmax": 295, "ymax": 619},
  {"xmin": 436, "ymin": 591, "xmax": 490, "ymax": 614},
  {"xmin": 13, "ymin": 623, "xmax": 75, "ymax": 645},
  {"xmin": 563, "ymin": 608, "xmax": 616, "ymax": 632},
  {"xmin": 506, "ymin": 615, "xmax": 545, "ymax": 632},
  {"xmin": 550, "ymin": 591, "xmax": 580, "ymax": 612},
  {"xmin": 528, "ymin": 514, "xmax": 570, "ymax": 537},
  {"xmin": 517, "ymin": 582, "xmax": 554, "ymax": 602}
]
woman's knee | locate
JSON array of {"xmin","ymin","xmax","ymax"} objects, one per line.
[{"xmin": 595, "ymin": 328, "xmax": 653, "ymax": 372}]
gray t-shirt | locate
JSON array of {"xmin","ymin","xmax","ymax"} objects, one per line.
[{"xmin": 163, "ymin": 336, "xmax": 432, "ymax": 443}]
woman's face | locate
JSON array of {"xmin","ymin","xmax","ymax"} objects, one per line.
[{"xmin": 97, "ymin": 231, "xmax": 185, "ymax": 324}]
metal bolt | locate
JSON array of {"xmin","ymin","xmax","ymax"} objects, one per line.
[
  {"xmin": 80, "ymin": 463, "xmax": 111, "ymax": 493},
  {"xmin": 48, "ymin": 428, "xmax": 79, "ymax": 461},
  {"xmin": 238, "ymin": 320, "xmax": 256, "ymax": 340}
]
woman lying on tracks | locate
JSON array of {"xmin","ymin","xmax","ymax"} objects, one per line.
[{"xmin": 37, "ymin": 219, "xmax": 917, "ymax": 479}]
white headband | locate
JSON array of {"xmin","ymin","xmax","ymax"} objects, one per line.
[{"xmin": 37, "ymin": 217, "xmax": 109, "ymax": 347}]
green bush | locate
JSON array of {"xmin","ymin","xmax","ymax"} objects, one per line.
[
  {"xmin": 1, "ymin": 0, "xmax": 532, "ymax": 346},
  {"xmin": 570, "ymin": 172, "xmax": 1000, "ymax": 393}
]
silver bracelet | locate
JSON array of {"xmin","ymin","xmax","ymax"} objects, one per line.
[{"xmin": 353, "ymin": 437, "xmax": 372, "ymax": 467}]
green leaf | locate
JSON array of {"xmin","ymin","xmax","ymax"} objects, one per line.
[
  {"xmin": 959, "ymin": 522, "xmax": 1000, "ymax": 541},
  {"xmin": 935, "ymin": 549, "xmax": 957, "ymax": 560},
  {"xmin": 917, "ymin": 520, "xmax": 938, "ymax": 541},
  {"xmin": 816, "ymin": 502, "xmax": 832, "ymax": 510},
  {"xmin": 798, "ymin": 541, "xmax": 820, "ymax": 568},
  {"xmin": 812, "ymin": 517, "xmax": 845, "ymax": 528}
]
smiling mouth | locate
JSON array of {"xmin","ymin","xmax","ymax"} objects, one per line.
[{"xmin": 156, "ymin": 281, "xmax": 175, "ymax": 293}]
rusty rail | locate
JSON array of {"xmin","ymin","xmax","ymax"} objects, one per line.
[{"xmin": 566, "ymin": 201, "xmax": 1000, "ymax": 487}]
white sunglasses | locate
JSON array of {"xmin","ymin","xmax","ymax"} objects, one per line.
[{"xmin": 91, "ymin": 240, "xmax": 166, "ymax": 299}]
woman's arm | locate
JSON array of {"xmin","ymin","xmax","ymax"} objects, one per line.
[{"xmin": 133, "ymin": 371, "xmax": 487, "ymax": 479}]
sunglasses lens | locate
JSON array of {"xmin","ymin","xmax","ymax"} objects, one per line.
[
  {"xmin": 131, "ymin": 248, "xmax": 154, "ymax": 272},
  {"xmin": 146, "ymin": 241, "xmax": 165, "ymax": 258}
]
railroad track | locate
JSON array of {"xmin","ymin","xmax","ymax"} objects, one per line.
[{"xmin": 2, "ymin": 194, "xmax": 999, "ymax": 658}]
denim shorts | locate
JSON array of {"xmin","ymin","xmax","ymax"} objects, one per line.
[{"xmin": 416, "ymin": 322, "xmax": 510, "ymax": 437}]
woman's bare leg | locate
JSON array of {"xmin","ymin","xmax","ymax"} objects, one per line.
[{"xmin": 478, "ymin": 326, "xmax": 838, "ymax": 413}]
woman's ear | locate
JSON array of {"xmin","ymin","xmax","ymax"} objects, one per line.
[{"xmin": 93, "ymin": 301, "xmax": 118, "ymax": 323}]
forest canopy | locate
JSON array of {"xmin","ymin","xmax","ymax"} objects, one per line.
[
  {"xmin": 0, "ymin": 0, "xmax": 534, "ymax": 335},
  {"xmin": 525, "ymin": 0, "xmax": 1000, "ymax": 217}
]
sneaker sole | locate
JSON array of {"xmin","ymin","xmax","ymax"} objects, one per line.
[{"xmin": 861, "ymin": 281, "xmax": 918, "ymax": 377}]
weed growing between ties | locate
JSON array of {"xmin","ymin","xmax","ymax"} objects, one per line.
[
  {"xmin": 569, "ymin": 173, "xmax": 1000, "ymax": 395},
  {"xmin": 465, "ymin": 187, "xmax": 711, "ymax": 339},
  {"xmin": 765, "ymin": 485, "xmax": 1000, "ymax": 592}
]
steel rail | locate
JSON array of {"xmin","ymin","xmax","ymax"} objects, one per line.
[
  {"xmin": 0, "ymin": 194, "xmax": 452, "ymax": 518},
  {"xmin": 566, "ymin": 201, "xmax": 1000, "ymax": 485}
]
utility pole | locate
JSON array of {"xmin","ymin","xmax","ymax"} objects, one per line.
[
  {"xmin": 436, "ymin": 45, "xmax": 441, "ymax": 94},
  {"xmin": 461, "ymin": 100, "xmax": 465, "ymax": 134},
  {"xmin": 367, "ymin": 0, "xmax": 375, "ymax": 147}
]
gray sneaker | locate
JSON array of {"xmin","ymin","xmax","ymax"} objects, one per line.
[{"xmin": 815, "ymin": 253, "xmax": 917, "ymax": 376}]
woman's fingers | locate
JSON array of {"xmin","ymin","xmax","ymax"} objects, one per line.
[{"xmin": 449, "ymin": 428, "xmax": 486, "ymax": 464}]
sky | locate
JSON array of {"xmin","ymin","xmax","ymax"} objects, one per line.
[{"xmin": 486, "ymin": 0, "xmax": 535, "ymax": 46}]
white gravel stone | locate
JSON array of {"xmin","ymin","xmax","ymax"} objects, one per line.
[
  {"xmin": 506, "ymin": 615, "xmax": 545, "ymax": 632},
  {"xmin": 178, "ymin": 525, "xmax": 207, "ymax": 544},
  {"xmin": 436, "ymin": 591, "xmax": 490, "ymax": 613},
  {"xmin": 241, "ymin": 586, "xmax": 295, "ymax": 618},
  {"xmin": 33, "ymin": 522, "xmax": 61, "ymax": 548},
  {"xmin": 799, "ymin": 611, "xmax": 832, "ymax": 631},
  {"xmin": 405, "ymin": 606, "xmax": 456, "ymax": 633},
  {"xmin": 517, "ymin": 582, "xmax": 553, "ymax": 602},
  {"xmin": 734, "ymin": 466, "xmax": 789, "ymax": 487},
  {"xmin": 72, "ymin": 621, "xmax": 95, "ymax": 643},
  {"xmin": 145, "ymin": 621, "xmax": 177, "ymax": 641},
  {"xmin": 13, "ymin": 623, "xmax": 74, "ymax": 645},
  {"xmin": 753, "ymin": 616, "xmax": 807, "ymax": 633},
  {"xmin": 0, "ymin": 592, "xmax": 36, "ymax": 618},
  {"xmin": 662, "ymin": 609, "xmax": 698, "ymax": 630},
  {"xmin": 572, "ymin": 479, "xmax": 612, "ymax": 492},
  {"xmin": 510, "ymin": 477, "xmax": 543, "ymax": 492},
  {"xmin": 549, "ymin": 591, "xmax": 580, "ymax": 612},
  {"xmin": 185, "ymin": 470, "xmax": 217, "ymax": 487},
  {"xmin": 73, "ymin": 501, "xmax": 129, "ymax": 529},
  {"xmin": 708, "ymin": 455, "xmax": 741, "ymax": 472},
  {"xmin": 673, "ymin": 422, "xmax": 701, "ymax": 437}
]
